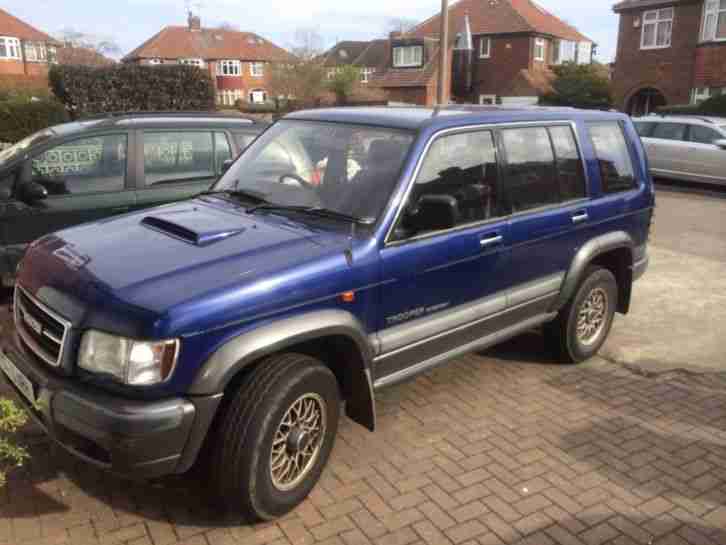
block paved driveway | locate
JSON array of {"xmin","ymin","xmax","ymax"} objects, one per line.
[{"xmin": 3, "ymin": 297, "xmax": 726, "ymax": 545}]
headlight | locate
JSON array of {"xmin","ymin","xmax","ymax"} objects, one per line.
[{"xmin": 79, "ymin": 330, "xmax": 179, "ymax": 386}]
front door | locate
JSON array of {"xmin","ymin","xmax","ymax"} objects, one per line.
[
  {"xmin": 4, "ymin": 132, "xmax": 136, "ymax": 265},
  {"xmin": 375, "ymin": 129, "xmax": 512, "ymax": 382},
  {"xmin": 647, "ymin": 122, "xmax": 690, "ymax": 176},
  {"xmin": 135, "ymin": 130, "xmax": 233, "ymax": 209}
]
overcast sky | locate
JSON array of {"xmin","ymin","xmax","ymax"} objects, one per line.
[{"xmin": 4, "ymin": 0, "xmax": 620, "ymax": 62}]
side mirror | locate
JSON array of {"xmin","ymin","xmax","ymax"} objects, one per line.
[
  {"xmin": 18, "ymin": 181, "xmax": 48, "ymax": 203},
  {"xmin": 405, "ymin": 194, "xmax": 459, "ymax": 233},
  {"xmin": 220, "ymin": 159, "xmax": 234, "ymax": 175},
  {"xmin": 713, "ymin": 139, "xmax": 726, "ymax": 150}
]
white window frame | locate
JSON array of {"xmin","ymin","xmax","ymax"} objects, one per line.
[
  {"xmin": 701, "ymin": 0, "xmax": 726, "ymax": 42},
  {"xmin": 179, "ymin": 58, "xmax": 205, "ymax": 68},
  {"xmin": 250, "ymin": 62, "xmax": 265, "ymax": 77},
  {"xmin": 249, "ymin": 89, "xmax": 267, "ymax": 103},
  {"xmin": 360, "ymin": 67, "xmax": 375, "ymax": 83},
  {"xmin": 218, "ymin": 89, "xmax": 243, "ymax": 106},
  {"xmin": 147, "ymin": 58, "xmax": 162, "ymax": 65},
  {"xmin": 479, "ymin": 94, "xmax": 496, "ymax": 105},
  {"xmin": 0, "ymin": 37, "xmax": 21, "ymax": 60},
  {"xmin": 534, "ymin": 38, "xmax": 546, "ymax": 62},
  {"xmin": 218, "ymin": 60, "xmax": 241, "ymax": 76},
  {"xmin": 24, "ymin": 42, "xmax": 47, "ymax": 62},
  {"xmin": 640, "ymin": 8, "xmax": 674, "ymax": 50},
  {"xmin": 393, "ymin": 45, "xmax": 424, "ymax": 68},
  {"xmin": 577, "ymin": 42, "xmax": 592, "ymax": 64},
  {"xmin": 327, "ymin": 67, "xmax": 338, "ymax": 80},
  {"xmin": 479, "ymin": 37, "xmax": 491, "ymax": 59}
]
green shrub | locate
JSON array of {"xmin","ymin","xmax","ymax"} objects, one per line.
[
  {"xmin": 49, "ymin": 64, "xmax": 215, "ymax": 118},
  {"xmin": 0, "ymin": 96, "xmax": 69, "ymax": 143},
  {"xmin": 540, "ymin": 62, "xmax": 613, "ymax": 110},
  {"xmin": 237, "ymin": 101, "xmax": 280, "ymax": 114},
  {"xmin": 0, "ymin": 398, "xmax": 29, "ymax": 486}
]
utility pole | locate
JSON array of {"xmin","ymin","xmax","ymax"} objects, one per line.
[{"xmin": 436, "ymin": 0, "xmax": 449, "ymax": 106}]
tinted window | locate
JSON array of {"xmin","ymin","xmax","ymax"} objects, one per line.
[
  {"xmin": 408, "ymin": 130, "xmax": 501, "ymax": 228},
  {"xmin": 214, "ymin": 132, "xmax": 233, "ymax": 174},
  {"xmin": 634, "ymin": 122, "xmax": 656, "ymax": 137},
  {"xmin": 144, "ymin": 132, "xmax": 214, "ymax": 186},
  {"xmin": 501, "ymin": 127, "xmax": 558, "ymax": 212},
  {"xmin": 689, "ymin": 125, "xmax": 722, "ymax": 144},
  {"xmin": 548, "ymin": 126, "xmax": 587, "ymax": 201},
  {"xmin": 588, "ymin": 122, "xmax": 636, "ymax": 195},
  {"xmin": 651, "ymin": 123, "xmax": 688, "ymax": 141},
  {"xmin": 233, "ymin": 132, "xmax": 257, "ymax": 152},
  {"xmin": 31, "ymin": 134, "xmax": 127, "ymax": 195}
]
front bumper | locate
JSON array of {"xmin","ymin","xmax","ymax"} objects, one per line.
[{"xmin": 0, "ymin": 331, "xmax": 221, "ymax": 480}]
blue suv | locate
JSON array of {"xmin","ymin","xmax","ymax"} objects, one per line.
[{"xmin": 1, "ymin": 106, "xmax": 653, "ymax": 519}]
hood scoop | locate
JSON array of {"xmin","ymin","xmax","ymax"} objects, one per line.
[{"xmin": 141, "ymin": 213, "xmax": 246, "ymax": 247}]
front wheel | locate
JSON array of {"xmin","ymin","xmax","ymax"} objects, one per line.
[
  {"xmin": 545, "ymin": 266, "xmax": 618, "ymax": 364},
  {"xmin": 210, "ymin": 353, "xmax": 340, "ymax": 520}
]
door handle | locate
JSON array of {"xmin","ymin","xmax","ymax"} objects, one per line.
[
  {"xmin": 480, "ymin": 234, "xmax": 503, "ymax": 247},
  {"xmin": 571, "ymin": 212, "xmax": 589, "ymax": 224}
]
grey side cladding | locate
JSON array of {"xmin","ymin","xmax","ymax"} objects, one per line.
[
  {"xmin": 553, "ymin": 230, "xmax": 634, "ymax": 312},
  {"xmin": 188, "ymin": 310, "xmax": 377, "ymax": 431}
]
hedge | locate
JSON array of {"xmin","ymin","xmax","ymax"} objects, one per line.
[
  {"xmin": 0, "ymin": 97, "xmax": 69, "ymax": 143},
  {"xmin": 657, "ymin": 95, "xmax": 726, "ymax": 116},
  {"xmin": 49, "ymin": 64, "xmax": 215, "ymax": 118}
]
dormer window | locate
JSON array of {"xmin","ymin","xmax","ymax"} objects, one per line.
[
  {"xmin": 219, "ymin": 60, "xmax": 241, "ymax": 76},
  {"xmin": 393, "ymin": 45, "xmax": 423, "ymax": 68},
  {"xmin": 702, "ymin": 0, "xmax": 726, "ymax": 42},
  {"xmin": 0, "ymin": 37, "xmax": 21, "ymax": 60},
  {"xmin": 640, "ymin": 8, "xmax": 673, "ymax": 49}
]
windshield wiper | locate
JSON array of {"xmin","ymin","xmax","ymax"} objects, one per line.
[
  {"xmin": 246, "ymin": 204, "xmax": 373, "ymax": 225},
  {"xmin": 197, "ymin": 188, "xmax": 268, "ymax": 204}
]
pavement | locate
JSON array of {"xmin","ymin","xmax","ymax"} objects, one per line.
[{"xmin": 0, "ymin": 183, "xmax": 725, "ymax": 545}]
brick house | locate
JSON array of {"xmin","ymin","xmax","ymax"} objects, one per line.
[
  {"xmin": 612, "ymin": 0, "xmax": 726, "ymax": 114},
  {"xmin": 123, "ymin": 13, "xmax": 296, "ymax": 106},
  {"xmin": 369, "ymin": 0, "xmax": 594, "ymax": 107},
  {"xmin": 319, "ymin": 40, "xmax": 389, "ymax": 102},
  {"xmin": 0, "ymin": 7, "xmax": 58, "ymax": 87}
]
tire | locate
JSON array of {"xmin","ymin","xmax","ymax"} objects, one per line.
[
  {"xmin": 544, "ymin": 266, "xmax": 618, "ymax": 364},
  {"xmin": 210, "ymin": 353, "xmax": 340, "ymax": 520}
]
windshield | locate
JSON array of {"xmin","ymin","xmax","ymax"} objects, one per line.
[
  {"xmin": 0, "ymin": 128, "xmax": 54, "ymax": 165},
  {"xmin": 213, "ymin": 120, "xmax": 414, "ymax": 222}
]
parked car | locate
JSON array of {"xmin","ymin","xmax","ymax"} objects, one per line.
[
  {"xmin": 633, "ymin": 115, "xmax": 726, "ymax": 186},
  {"xmin": 0, "ymin": 112, "xmax": 267, "ymax": 286},
  {"xmin": 1, "ymin": 106, "xmax": 653, "ymax": 519}
]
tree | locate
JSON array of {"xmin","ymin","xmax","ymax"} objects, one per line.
[
  {"xmin": 268, "ymin": 61, "xmax": 326, "ymax": 108},
  {"xmin": 385, "ymin": 17, "xmax": 417, "ymax": 36},
  {"xmin": 327, "ymin": 65, "xmax": 360, "ymax": 105},
  {"xmin": 540, "ymin": 62, "xmax": 613, "ymax": 110},
  {"xmin": 54, "ymin": 28, "xmax": 122, "ymax": 59},
  {"xmin": 289, "ymin": 28, "xmax": 325, "ymax": 61}
]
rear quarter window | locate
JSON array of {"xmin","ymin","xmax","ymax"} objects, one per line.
[
  {"xmin": 634, "ymin": 121, "xmax": 656, "ymax": 137},
  {"xmin": 587, "ymin": 122, "xmax": 637, "ymax": 195}
]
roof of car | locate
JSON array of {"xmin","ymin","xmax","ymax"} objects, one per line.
[
  {"xmin": 285, "ymin": 106, "xmax": 628, "ymax": 131},
  {"xmin": 633, "ymin": 115, "xmax": 726, "ymax": 126}
]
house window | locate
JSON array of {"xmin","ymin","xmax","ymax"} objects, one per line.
[
  {"xmin": 702, "ymin": 0, "xmax": 726, "ymax": 42},
  {"xmin": 360, "ymin": 67, "xmax": 376, "ymax": 83},
  {"xmin": 553, "ymin": 40, "xmax": 576, "ymax": 64},
  {"xmin": 479, "ymin": 95, "xmax": 496, "ymax": 105},
  {"xmin": 218, "ymin": 89, "xmax": 243, "ymax": 106},
  {"xmin": 250, "ymin": 62, "xmax": 265, "ymax": 77},
  {"xmin": 691, "ymin": 87, "xmax": 724, "ymax": 104},
  {"xmin": 479, "ymin": 37, "xmax": 491, "ymax": 59},
  {"xmin": 577, "ymin": 42, "xmax": 592, "ymax": 64},
  {"xmin": 393, "ymin": 45, "xmax": 424, "ymax": 68},
  {"xmin": 48, "ymin": 46, "xmax": 57, "ymax": 64},
  {"xmin": 249, "ymin": 89, "xmax": 267, "ymax": 103},
  {"xmin": 147, "ymin": 58, "xmax": 163, "ymax": 65},
  {"xmin": 327, "ymin": 67, "xmax": 339, "ymax": 80},
  {"xmin": 0, "ymin": 37, "xmax": 21, "ymax": 60},
  {"xmin": 534, "ymin": 38, "xmax": 546, "ymax": 61},
  {"xmin": 180, "ymin": 58, "xmax": 205, "ymax": 67},
  {"xmin": 641, "ymin": 8, "xmax": 673, "ymax": 49},
  {"xmin": 219, "ymin": 60, "xmax": 241, "ymax": 76},
  {"xmin": 24, "ymin": 42, "xmax": 47, "ymax": 62}
]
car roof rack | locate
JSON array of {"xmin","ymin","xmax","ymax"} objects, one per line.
[{"xmin": 80, "ymin": 111, "xmax": 259, "ymax": 124}]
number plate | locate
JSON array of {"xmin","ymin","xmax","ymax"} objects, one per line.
[{"xmin": 0, "ymin": 352, "xmax": 35, "ymax": 405}]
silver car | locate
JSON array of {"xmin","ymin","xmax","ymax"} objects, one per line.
[{"xmin": 633, "ymin": 116, "xmax": 726, "ymax": 186}]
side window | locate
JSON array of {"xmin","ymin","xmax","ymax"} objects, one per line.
[
  {"xmin": 143, "ymin": 132, "xmax": 214, "ymax": 186},
  {"xmin": 587, "ymin": 122, "xmax": 636, "ymax": 195},
  {"xmin": 651, "ymin": 123, "xmax": 688, "ymax": 141},
  {"xmin": 634, "ymin": 122, "xmax": 656, "ymax": 137},
  {"xmin": 501, "ymin": 127, "xmax": 558, "ymax": 212},
  {"xmin": 408, "ymin": 130, "xmax": 502, "ymax": 229},
  {"xmin": 214, "ymin": 132, "xmax": 233, "ymax": 174},
  {"xmin": 233, "ymin": 132, "xmax": 257, "ymax": 153},
  {"xmin": 31, "ymin": 134, "xmax": 127, "ymax": 195},
  {"xmin": 548, "ymin": 126, "xmax": 587, "ymax": 201},
  {"xmin": 689, "ymin": 125, "xmax": 722, "ymax": 145}
]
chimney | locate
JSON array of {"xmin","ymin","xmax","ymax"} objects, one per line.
[{"xmin": 188, "ymin": 12, "xmax": 201, "ymax": 31}]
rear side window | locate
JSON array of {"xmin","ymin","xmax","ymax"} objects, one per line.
[
  {"xmin": 634, "ymin": 122, "xmax": 656, "ymax": 137},
  {"xmin": 143, "ymin": 131, "xmax": 214, "ymax": 186},
  {"xmin": 548, "ymin": 126, "xmax": 587, "ymax": 201},
  {"xmin": 651, "ymin": 123, "xmax": 687, "ymax": 141},
  {"xmin": 587, "ymin": 122, "xmax": 636, "ymax": 195},
  {"xmin": 214, "ymin": 132, "xmax": 233, "ymax": 174},
  {"xmin": 689, "ymin": 125, "xmax": 722, "ymax": 145},
  {"xmin": 501, "ymin": 127, "xmax": 559, "ymax": 212}
]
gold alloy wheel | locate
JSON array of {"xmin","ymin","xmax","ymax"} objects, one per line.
[{"xmin": 270, "ymin": 393, "xmax": 327, "ymax": 492}]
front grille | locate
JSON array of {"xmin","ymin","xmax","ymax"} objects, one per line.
[{"xmin": 13, "ymin": 286, "xmax": 71, "ymax": 368}]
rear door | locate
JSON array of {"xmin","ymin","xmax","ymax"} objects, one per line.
[
  {"xmin": 5, "ymin": 132, "xmax": 136, "ymax": 247},
  {"xmin": 500, "ymin": 124, "xmax": 590, "ymax": 311},
  {"xmin": 135, "ymin": 129, "xmax": 234, "ymax": 209},
  {"xmin": 686, "ymin": 123, "xmax": 726, "ymax": 184},
  {"xmin": 647, "ymin": 121, "xmax": 690, "ymax": 177}
]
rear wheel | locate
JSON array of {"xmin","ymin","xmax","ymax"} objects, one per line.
[
  {"xmin": 210, "ymin": 353, "xmax": 340, "ymax": 520},
  {"xmin": 545, "ymin": 266, "xmax": 617, "ymax": 364}
]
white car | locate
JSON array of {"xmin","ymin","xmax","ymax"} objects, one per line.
[{"xmin": 633, "ymin": 116, "xmax": 726, "ymax": 186}]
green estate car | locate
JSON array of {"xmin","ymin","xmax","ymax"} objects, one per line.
[{"xmin": 0, "ymin": 112, "xmax": 267, "ymax": 286}]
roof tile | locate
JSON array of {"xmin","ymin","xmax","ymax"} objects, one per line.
[{"xmin": 0, "ymin": 7, "xmax": 57, "ymax": 43}]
